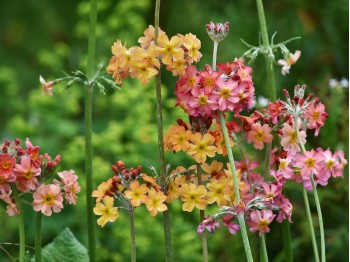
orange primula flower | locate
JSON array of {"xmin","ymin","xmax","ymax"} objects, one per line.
[
  {"xmin": 201, "ymin": 160, "xmax": 225, "ymax": 179},
  {"xmin": 124, "ymin": 180, "xmax": 149, "ymax": 207},
  {"xmin": 138, "ymin": 25, "xmax": 166, "ymax": 49},
  {"xmin": 206, "ymin": 177, "xmax": 231, "ymax": 206},
  {"xmin": 157, "ymin": 34, "xmax": 184, "ymax": 66},
  {"xmin": 179, "ymin": 183, "xmax": 207, "ymax": 212},
  {"xmin": 168, "ymin": 125, "xmax": 192, "ymax": 152},
  {"xmin": 144, "ymin": 188, "xmax": 168, "ymax": 216},
  {"xmin": 181, "ymin": 33, "xmax": 202, "ymax": 63},
  {"xmin": 187, "ymin": 132, "xmax": 216, "ymax": 163}
]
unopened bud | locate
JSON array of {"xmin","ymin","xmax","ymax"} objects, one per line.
[{"xmin": 206, "ymin": 21, "xmax": 229, "ymax": 43}]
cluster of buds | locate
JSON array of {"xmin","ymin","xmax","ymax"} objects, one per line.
[
  {"xmin": 112, "ymin": 160, "xmax": 143, "ymax": 183},
  {"xmin": 205, "ymin": 21, "xmax": 229, "ymax": 43}
]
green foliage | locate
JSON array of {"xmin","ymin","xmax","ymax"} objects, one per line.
[{"xmin": 36, "ymin": 228, "xmax": 88, "ymax": 262}]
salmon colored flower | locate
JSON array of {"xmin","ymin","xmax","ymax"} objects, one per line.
[
  {"xmin": 187, "ymin": 132, "xmax": 216, "ymax": 163},
  {"xmin": 32, "ymin": 184, "xmax": 64, "ymax": 216},
  {"xmin": 246, "ymin": 123, "xmax": 273, "ymax": 150},
  {"xmin": 201, "ymin": 160, "xmax": 225, "ymax": 179},
  {"xmin": 145, "ymin": 188, "xmax": 167, "ymax": 216},
  {"xmin": 0, "ymin": 154, "xmax": 16, "ymax": 176},
  {"xmin": 279, "ymin": 123, "xmax": 306, "ymax": 154},
  {"xmin": 182, "ymin": 33, "xmax": 202, "ymax": 63},
  {"xmin": 55, "ymin": 170, "xmax": 80, "ymax": 205},
  {"xmin": 0, "ymin": 189, "xmax": 19, "ymax": 216},
  {"xmin": 179, "ymin": 183, "xmax": 207, "ymax": 212},
  {"xmin": 13, "ymin": 156, "xmax": 41, "ymax": 192},
  {"xmin": 138, "ymin": 25, "xmax": 166, "ymax": 48},
  {"xmin": 304, "ymin": 101, "xmax": 328, "ymax": 136},
  {"xmin": 167, "ymin": 125, "xmax": 192, "ymax": 152},
  {"xmin": 124, "ymin": 180, "xmax": 149, "ymax": 207},
  {"xmin": 92, "ymin": 179, "xmax": 114, "ymax": 203},
  {"xmin": 93, "ymin": 196, "xmax": 119, "ymax": 227}
]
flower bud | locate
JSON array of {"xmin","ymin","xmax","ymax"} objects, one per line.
[{"xmin": 206, "ymin": 21, "xmax": 229, "ymax": 43}]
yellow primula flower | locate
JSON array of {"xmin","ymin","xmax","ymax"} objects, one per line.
[
  {"xmin": 179, "ymin": 183, "xmax": 207, "ymax": 212},
  {"xmin": 124, "ymin": 180, "xmax": 149, "ymax": 207},
  {"xmin": 206, "ymin": 177, "xmax": 231, "ymax": 206},
  {"xmin": 145, "ymin": 188, "xmax": 168, "ymax": 216},
  {"xmin": 93, "ymin": 196, "xmax": 119, "ymax": 227},
  {"xmin": 187, "ymin": 132, "xmax": 216, "ymax": 163}
]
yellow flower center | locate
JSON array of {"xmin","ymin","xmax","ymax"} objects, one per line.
[
  {"xmin": 326, "ymin": 160, "xmax": 334, "ymax": 169},
  {"xmin": 198, "ymin": 96, "xmax": 208, "ymax": 105},
  {"xmin": 258, "ymin": 219, "xmax": 269, "ymax": 229},
  {"xmin": 220, "ymin": 88, "xmax": 230, "ymax": 98},
  {"xmin": 188, "ymin": 77, "xmax": 195, "ymax": 87},
  {"xmin": 313, "ymin": 111, "xmax": 320, "ymax": 120},
  {"xmin": 2, "ymin": 163, "xmax": 9, "ymax": 169},
  {"xmin": 255, "ymin": 131, "xmax": 265, "ymax": 141},
  {"xmin": 305, "ymin": 158, "xmax": 315, "ymax": 168},
  {"xmin": 290, "ymin": 131, "xmax": 297, "ymax": 142},
  {"xmin": 24, "ymin": 170, "xmax": 33, "ymax": 180},
  {"xmin": 266, "ymin": 193, "xmax": 274, "ymax": 198},
  {"xmin": 44, "ymin": 196, "xmax": 54, "ymax": 204},
  {"xmin": 279, "ymin": 161, "xmax": 286, "ymax": 170},
  {"xmin": 204, "ymin": 78, "xmax": 214, "ymax": 87}
]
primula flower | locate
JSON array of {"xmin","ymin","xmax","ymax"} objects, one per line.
[
  {"xmin": 182, "ymin": 33, "xmax": 202, "ymax": 63},
  {"xmin": 199, "ymin": 69, "xmax": 219, "ymax": 94},
  {"xmin": 246, "ymin": 123, "xmax": 273, "ymax": 150},
  {"xmin": 280, "ymin": 122, "xmax": 306, "ymax": 154},
  {"xmin": 206, "ymin": 177, "xmax": 231, "ymax": 206},
  {"xmin": 277, "ymin": 157, "xmax": 295, "ymax": 180},
  {"xmin": 175, "ymin": 65, "xmax": 199, "ymax": 95},
  {"xmin": 167, "ymin": 125, "xmax": 192, "ymax": 152},
  {"xmin": 40, "ymin": 75, "xmax": 56, "ymax": 96},
  {"xmin": 138, "ymin": 25, "xmax": 166, "ymax": 48},
  {"xmin": 222, "ymin": 214, "xmax": 240, "ymax": 235},
  {"xmin": 304, "ymin": 101, "xmax": 328, "ymax": 136},
  {"xmin": 213, "ymin": 78, "xmax": 239, "ymax": 111},
  {"xmin": 187, "ymin": 133, "xmax": 216, "ymax": 163},
  {"xmin": 157, "ymin": 34, "xmax": 184, "ymax": 65},
  {"xmin": 32, "ymin": 184, "xmax": 64, "ymax": 216},
  {"xmin": 197, "ymin": 216, "xmax": 220, "ymax": 234},
  {"xmin": 0, "ymin": 154, "xmax": 16, "ymax": 176},
  {"xmin": 124, "ymin": 180, "xmax": 149, "ymax": 207},
  {"xmin": 277, "ymin": 50, "xmax": 301, "ymax": 75},
  {"xmin": 144, "ymin": 188, "xmax": 167, "ymax": 216},
  {"xmin": 0, "ymin": 189, "xmax": 19, "ymax": 216},
  {"xmin": 13, "ymin": 156, "xmax": 41, "ymax": 192},
  {"xmin": 93, "ymin": 196, "xmax": 119, "ymax": 227},
  {"xmin": 92, "ymin": 179, "xmax": 114, "ymax": 203},
  {"xmin": 249, "ymin": 210, "xmax": 276, "ymax": 236},
  {"xmin": 188, "ymin": 88, "xmax": 218, "ymax": 117},
  {"xmin": 201, "ymin": 160, "xmax": 225, "ymax": 179},
  {"xmin": 295, "ymin": 150, "xmax": 323, "ymax": 180},
  {"xmin": 180, "ymin": 183, "xmax": 207, "ymax": 212},
  {"xmin": 55, "ymin": 170, "xmax": 80, "ymax": 205}
]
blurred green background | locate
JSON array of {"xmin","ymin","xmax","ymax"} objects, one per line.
[{"xmin": 0, "ymin": 0, "xmax": 348, "ymax": 261}]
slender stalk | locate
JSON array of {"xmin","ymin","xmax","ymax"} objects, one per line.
[
  {"xmin": 85, "ymin": 0, "xmax": 97, "ymax": 260},
  {"xmin": 260, "ymin": 233, "xmax": 269, "ymax": 262},
  {"xmin": 12, "ymin": 187, "xmax": 25, "ymax": 262},
  {"xmin": 35, "ymin": 211, "xmax": 42, "ymax": 262},
  {"xmin": 282, "ymin": 218, "xmax": 293, "ymax": 262},
  {"xmin": 197, "ymin": 163, "xmax": 208, "ymax": 262},
  {"xmin": 255, "ymin": 0, "xmax": 276, "ymax": 101},
  {"xmin": 154, "ymin": 0, "xmax": 172, "ymax": 261},
  {"xmin": 294, "ymin": 115, "xmax": 320, "ymax": 262},
  {"xmin": 218, "ymin": 111, "xmax": 254, "ymax": 262},
  {"xmin": 311, "ymin": 176, "xmax": 325, "ymax": 262},
  {"xmin": 129, "ymin": 208, "xmax": 136, "ymax": 262}
]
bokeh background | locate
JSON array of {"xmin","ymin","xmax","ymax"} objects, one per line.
[{"xmin": 0, "ymin": 0, "xmax": 348, "ymax": 261}]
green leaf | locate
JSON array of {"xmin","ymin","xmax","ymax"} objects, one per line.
[{"xmin": 37, "ymin": 228, "xmax": 88, "ymax": 262}]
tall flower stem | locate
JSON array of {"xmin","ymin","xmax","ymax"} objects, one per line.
[
  {"xmin": 218, "ymin": 112, "xmax": 254, "ymax": 262},
  {"xmin": 213, "ymin": 38, "xmax": 253, "ymax": 261},
  {"xmin": 294, "ymin": 114, "xmax": 321, "ymax": 262},
  {"xmin": 129, "ymin": 208, "xmax": 136, "ymax": 262},
  {"xmin": 255, "ymin": 0, "xmax": 276, "ymax": 101},
  {"xmin": 154, "ymin": 0, "xmax": 172, "ymax": 261},
  {"xmin": 282, "ymin": 217, "xmax": 293, "ymax": 262},
  {"xmin": 197, "ymin": 163, "xmax": 208, "ymax": 262},
  {"xmin": 260, "ymin": 233, "xmax": 269, "ymax": 262},
  {"xmin": 12, "ymin": 187, "xmax": 25, "ymax": 262},
  {"xmin": 35, "ymin": 212, "xmax": 42, "ymax": 262},
  {"xmin": 85, "ymin": 0, "xmax": 97, "ymax": 260}
]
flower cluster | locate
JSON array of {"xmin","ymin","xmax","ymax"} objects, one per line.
[
  {"xmin": 106, "ymin": 25, "xmax": 202, "ymax": 86},
  {"xmin": 0, "ymin": 138, "xmax": 80, "ymax": 216},
  {"xmin": 92, "ymin": 160, "xmax": 167, "ymax": 227}
]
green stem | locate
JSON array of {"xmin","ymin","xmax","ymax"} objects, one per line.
[
  {"xmin": 218, "ymin": 111, "xmax": 254, "ymax": 262},
  {"xmin": 260, "ymin": 233, "xmax": 269, "ymax": 262},
  {"xmin": 282, "ymin": 219, "xmax": 293, "ymax": 262},
  {"xmin": 85, "ymin": 0, "xmax": 97, "ymax": 260},
  {"xmin": 255, "ymin": 0, "xmax": 276, "ymax": 101},
  {"xmin": 310, "ymin": 176, "xmax": 325, "ymax": 262},
  {"xmin": 294, "ymin": 115, "xmax": 320, "ymax": 262},
  {"xmin": 129, "ymin": 208, "xmax": 136, "ymax": 262},
  {"xmin": 35, "ymin": 211, "xmax": 42, "ymax": 262},
  {"xmin": 197, "ymin": 163, "xmax": 208, "ymax": 262},
  {"xmin": 154, "ymin": 0, "xmax": 172, "ymax": 261},
  {"xmin": 12, "ymin": 187, "xmax": 25, "ymax": 262}
]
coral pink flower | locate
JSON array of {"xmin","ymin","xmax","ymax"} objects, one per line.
[
  {"xmin": 277, "ymin": 157, "xmax": 295, "ymax": 180},
  {"xmin": 188, "ymin": 87, "xmax": 218, "ymax": 117},
  {"xmin": 33, "ymin": 184, "xmax": 64, "ymax": 216},
  {"xmin": 55, "ymin": 170, "xmax": 81, "ymax": 205},
  {"xmin": 0, "ymin": 189, "xmax": 19, "ymax": 216},
  {"xmin": 175, "ymin": 65, "xmax": 199, "ymax": 95},
  {"xmin": 279, "ymin": 123, "xmax": 306, "ymax": 154},
  {"xmin": 0, "ymin": 154, "xmax": 16, "ymax": 176},
  {"xmin": 304, "ymin": 101, "xmax": 328, "ymax": 136},
  {"xmin": 199, "ymin": 70, "xmax": 219, "ymax": 94},
  {"xmin": 295, "ymin": 150, "xmax": 323, "ymax": 180},
  {"xmin": 213, "ymin": 78, "xmax": 239, "ymax": 111},
  {"xmin": 13, "ymin": 156, "xmax": 41, "ymax": 192},
  {"xmin": 246, "ymin": 123, "xmax": 273, "ymax": 150},
  {"xmin": 249, "ymin": 210, "xmax": 275, "ymax": 236}
]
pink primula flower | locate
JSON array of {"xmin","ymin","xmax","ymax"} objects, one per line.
[
  {"xmin": 13, "ymin": 156, "xmax": 41, "ymax": 192},
  {"xmin": 222, "ymin": 214, "xmax": 240, "ymax": 235},
  {"xmin": 213, "ymin": 78, "xmax": 239, "ymax": 111},
  {"xmin": 279, "ymin": 123, "xmax": 306, "ymax": 154},
  {"xmin": 295, "ymin": 150, "xmax": 323, "ymax": 180},
  {"xmin": 54, "ymin": 170, "xmax": 80, "ymax": 205},
  {"xmin": 33, "ymin": 184, "xmax": 64, "ymax": 216},
  {"xmin": 0, "ymin": 189, "xmax": 19, "ymax": 216},
  {"xmin": 304, "ymin": 101, "xmax": 328, "ymax": 136},
  {"xmin": 249, "ymin": 210, "xmax": 275, "ymax": 236},
  {"xmin": 246, "ymin": 123, "xmax": 273, "ymax": 150}
]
